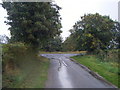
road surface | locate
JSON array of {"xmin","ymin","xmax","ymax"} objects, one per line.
[{"xmin": 41, "ymin": 54, "xmax": 115, "ymax": 88}]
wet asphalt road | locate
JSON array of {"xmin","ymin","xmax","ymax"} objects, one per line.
[{"xmin": 41, "ymin": 54, "xmax": 115, "ymax": 88}]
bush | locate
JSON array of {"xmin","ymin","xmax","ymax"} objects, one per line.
[
  {"xmin": 95, "ymin": 49, "xmax": 119, "ymax": 62},
  {"xmin": 2, "ymin": 42, "xmax": 27, "ymax": 68},
  {"xmin": 2, "ymin": 43, "xmax": 28, "ymax": 87},
  {"xmin": 2, "ymin": 42, "xmax": 42, "ymax": 88}
]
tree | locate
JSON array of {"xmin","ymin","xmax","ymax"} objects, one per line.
[
  {"xmin": 113, "ymin": 22, "xmax": 120, "ymax": 48},
  {"xmin": 2, "ymin": 2, "xmax": 62, "ymax": 49},
  {"xmin": 41, "ymin": 35, "xmax": 63, "ymax": 52},
  {"xmin": 63, "ymin": 31, "xmax": 77, "ymax": 51},
  {"xmin": 107, "ymin": 22, "xmax": 120, "ymax": 49},
  {"xmin": 65, "ymin": 13, "xmax": 117, "ymax": 52}
]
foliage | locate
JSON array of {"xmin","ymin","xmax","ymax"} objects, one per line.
[
  {"xmin": 2, "ymin": 2, "xmax": 62, "ymax": 49},
  {"xmin": 40, "ymin": 35, "xmax": 63, "ymax": 52},
  {"xmin": 2, "ymin": 43, "xmax": 49, "ymax": 88},
  {"xmin": 112, "ymin": 22, "xmax": 120, "ymax": 48},
  {"xmin": 94, "ymin": 49, "xmax": 119, "ymax": 62},
  {"xmin": 72, "ymin": 55, "xmax": 119, "ymax": 87},
  {"xmin": 63, "ymin": 34, "xmax": 77, "ymax": 51},
  {"xmin": 64, "ymin": 13, "xmax": 119, "ymax": 52},
  {"xmin": 2, "ymin": 42, "xmax": 27, "ymax": 65}
]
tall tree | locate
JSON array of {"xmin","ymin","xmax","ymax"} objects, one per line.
[
  {"xmin": 2, "ymin": 2, "xmax": 62, "ymax": 49},
  {"xmin": 65, "ymin": 13, "xmax": 118, "ymax": 52}
]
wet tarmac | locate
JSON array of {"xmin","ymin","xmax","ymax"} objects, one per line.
[{"xmin": 41, "ymin": 54, "xmax": 115, "ymax": 88}]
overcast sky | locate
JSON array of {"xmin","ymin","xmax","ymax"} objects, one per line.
[{"xmin": 0, "ymin": 0, "xmax": 119, "ymax": 40}]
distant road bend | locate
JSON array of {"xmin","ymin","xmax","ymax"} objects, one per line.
[{"xmin": 41, "ymin": 54, "xmax": 116, "ymax": 88}]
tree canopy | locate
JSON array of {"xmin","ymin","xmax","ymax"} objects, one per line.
[
  {"xmin": 63, "ymin": 13, "xmax": 119, "ymax": 52},
  {"xmin": 2, "ymin": 2, "xmax": 62, "ymax": 49}
]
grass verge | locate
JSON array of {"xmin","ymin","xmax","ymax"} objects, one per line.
[
  {"xmin": 71, "ymin": 55, "xmax": 119, "ymax": 88},
  {"xmin": 15, "ymin": 56, "xmax": 49, "ymax": 88},
  {"xmin": 3, "ymin": 55, "xmax": 49, "ymax": 88}
]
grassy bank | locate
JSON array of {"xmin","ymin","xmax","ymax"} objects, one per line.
[
  {"xmin": 12, "ymin": 56, "xmax": 49, "ymax": 88},
  {"xmin": 2, "ymin": 43, "xmax": 49, "ymax": 88},
  {"xmin": 72, "ymin": 55, "xmax": 119, "ymax": 88}
]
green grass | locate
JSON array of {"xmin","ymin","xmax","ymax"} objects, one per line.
[
  {"xmin": 15, "ymin": 56, "xmax": 49, "ymax": 88},
  {"xmin": 72, "ymin": 55, "xmax": 119, "ymax": 88},
  {"xmin": 3, "ymin": 55, "xmax": 49, "ymax": 88},
  {"xmin": 2, "ymin": 43, "xmax": 50, "ymax": 88}
]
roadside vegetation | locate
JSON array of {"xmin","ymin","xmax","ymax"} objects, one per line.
[
  {"xmin": 1, "ymin": 2, "xmax": 62, "ymax": 88},
  {"xmin": 1, "ymin": 1, "xmax": 120, "ymax": 88},
  {"xmin": 2, "ymin": 43, "xmax": 49, "ymax": 88},
  {"xmin": 72, "ymin": 50, "xmax": 119, "ymax": 87},
  {"xmin": 63, "ymin": 13, "xmax": 120, "ymax": 87}
]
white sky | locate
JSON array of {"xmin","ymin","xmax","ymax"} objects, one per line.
[{"xmin": 0, "ymin": 0, "xmax": 119, "ymax": 40}]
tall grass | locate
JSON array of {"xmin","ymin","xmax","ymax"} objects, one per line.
[{"xmin": 2, "ymin": 43, "xmax": 49, "ymax": 88}]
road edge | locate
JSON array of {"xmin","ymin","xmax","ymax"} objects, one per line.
[{"xmin": 69, "ymin": 57, "xmax": 118, "ymax": 88}]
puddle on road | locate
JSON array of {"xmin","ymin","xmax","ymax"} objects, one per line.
[{"xmin": 58, "ymin": 60, "xmax": 73, "ymax": 88}]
